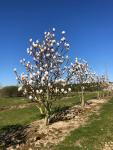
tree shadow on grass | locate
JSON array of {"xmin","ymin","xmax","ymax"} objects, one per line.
[{"xmin": 0, "ymin": 124, "xmax": 28, "ymax": 149}]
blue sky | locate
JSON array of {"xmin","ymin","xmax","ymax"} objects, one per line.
[{"xmin": 0, "ymin": 0, "xmax": 113, "ymax": 86}]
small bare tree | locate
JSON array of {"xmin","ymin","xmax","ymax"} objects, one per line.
[
  {"xmin": 95, "ymin": 75, "xmax": 109, "ymax": 99},
  {"xmin": 14, "ymin": 28, "xmax": 72, "ymax": 124}
]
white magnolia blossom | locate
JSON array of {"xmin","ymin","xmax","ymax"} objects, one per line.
[
  {"xmin": 52, "ymin": 28, "xmax": 55, "ymax": 32},
  {"xmin": 13, "ymin": 68, "xmax": 17, "ymax": 72},
  {"xmin": 55, "ymin": 87, "xmax": 59, "ymax": 93},
  {"xmin": 29, "ymin": 95, "xmax": 33, "ymax": 100},
  {"xmin": 29, "ymin": 79, "xmax": 33, "ymax": 85},
  {"xmin": 36, "ymin": 90, "xmax": 39, "ymax": 94},
  {"xmin": 64, "ymin": 91, "xmax": 67, "ymax": 94},
  {"xmin": 61, "ymin": 37, "xmax": 65, "ymax": 42},
  {"xmin": 68, "ymin": 87, "xmax": 71, "ymax": 92},
  {"xmin": 18, "ymin": 86, "xmax": 23, "ymax": 91},
  {"xmin": 39, "ymin": 89, "xmax": 43, "ymax": 93},
  {"xmin": 36, "ymin": 40, "xmax": 39, "ymax": 44},
  {"xmin": 16, "ymin": 77, "xmax": 18, "ymax": 80},
  {"xmin": 61, "ymin": 88, "xmax": 64, "ymax": 92},
  {"xmin": 24, "ymin": 89, "xmax": 27, "ymax": 94},
  {"xmin": 62, "ymin": 31, "xmax": 66, "ymax": 34},
  {"xmin": 29, "ymin": 38, "xmax": 32, "ymax": 42},
  {"xmin": 66, "ymin": 55, "xmax": 69, "ymax": 59}
]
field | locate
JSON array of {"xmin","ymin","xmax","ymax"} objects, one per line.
[
  {"xmin": 0, "ymin": 92, "xmax": 97, "ymax": 132},
  {"xmin": 54, "ymin": 97, "xmax": 113, "ymax": 150},
  {"xmin": 0, "ymin": 92, "xmax": 113, "ymax": 150}
]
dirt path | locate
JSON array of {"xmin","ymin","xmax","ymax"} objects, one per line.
[{"xmin": 2, "ymin": 98, "xmax": 110, "ymax": 150}]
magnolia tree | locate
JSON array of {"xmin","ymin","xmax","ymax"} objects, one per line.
[
  {"xmin": 69, "ymin": 57, "xmax": 95, "ymax": 107},
  {"xmin": 95, "ymin": 75, "xmax": 102, "ymax": 99},
  {"xmin": 14, "ymin": 28, "xmax": 72, "ymax": 124},
  {"xmin": 95, "ymin": 74, "xmax": 109, "ymax": 99}
]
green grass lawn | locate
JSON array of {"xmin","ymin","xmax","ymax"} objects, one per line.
[
  {"xmin": 0, "ymin": 97, "xmax": 28, "ymax": 107},
  {"xmin": 52, "ymin": 92, "xmax": 97, "ymax": 111},
  {"xmin": 0, "ymin": 92, "xmax": 98, "ymax": 134},
  {"xmin": 0, "ymin": 106, "xmax": 42, "ymax": 131},
  {"xmin": 54, "ymin": 97, "xmax": 113, "ymax": 150}
]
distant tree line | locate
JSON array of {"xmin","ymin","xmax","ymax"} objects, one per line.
[
  {"xmin": 70, "ymin": 83, "xmax": 102, "ymax": 92},
  {"xmin": 0, "ymin": 83, "xmax": 103, "ymax": 98},
  {"xmin": 0, "ymin": 86, "xmax": 23, "ymax": 98}
]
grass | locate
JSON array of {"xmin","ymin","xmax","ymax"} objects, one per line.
[
  {"xmin": 54, "ymin": 97, "xmax": 113, "ymax": 150},
  {"xmin": 52, "ymin": 92, "xmax": 97, "ymax": 111},
  {"xmin": 0, "ymin": 97, "xmax": 28, "ymax": 107},
  {"xmin": 0, "ymin": 106, "xmax": 42, "ymax": 132}
]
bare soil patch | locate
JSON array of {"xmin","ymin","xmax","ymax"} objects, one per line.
[{"xmin": 103, "ymin": 141, "xmax": 113, "ymax": 150}]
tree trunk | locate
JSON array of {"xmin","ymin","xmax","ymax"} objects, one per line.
[
  {"xmin": 45, "ymin": 87, "xmax": 51, "ymax": 125},
  {"xmin": 35, "ymin": 101, "xmax": 46, "ymax": 115},
  {"xmin": 102, "ymin": 91, "xmax": 104, "ymax": 99},
  {"xmin": 45, "ymin": 113, "xmax": 50, "ymax": 125},
  {"xmin": 97, "ymin": 91, "xmax": 100, "ymax": 100},
  {"xmin": 81, "ymin": 87, "xmax": 85, "ymax": 108},
  {"xmin": 109, "ymin": 91, "xmax": 111, "ymax": 96},
  {"xmin": 38, "ymin": 106, "xmax": 45, "ymax": 115}
]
